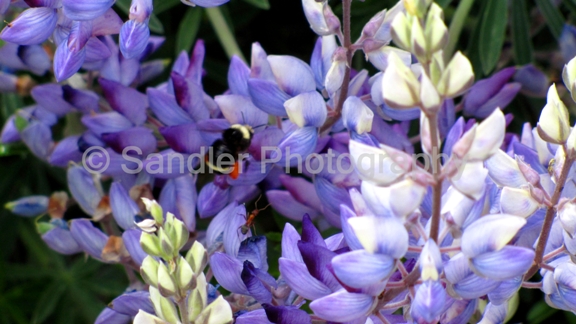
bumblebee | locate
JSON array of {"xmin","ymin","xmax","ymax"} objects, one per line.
[{"xmin": 205, "ymin": 124, "xmax": 254, "ymax": 179}]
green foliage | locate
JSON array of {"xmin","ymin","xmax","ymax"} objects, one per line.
[
  {"xmin": 511, "ymin": 0, "xmax": 534, "ymax": 65},
  {"xmin": 535, "ymin": 0, "xmax": 564, "ymax": 39},
  {"xmin": 175, "ymin": 7, "xmax": 203, "ymax": 55},
  {"xmin": 478, "ymin": 0, "xmax": 507, "ymax": 75}
]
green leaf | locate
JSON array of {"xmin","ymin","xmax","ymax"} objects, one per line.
[
  {"xmin": 511, "ymin": 0, "xmax": 533, "ymax": 64},
  {"xmin": 153, "ymin": 0, "xmax": 181, "ymax": 14},
  {"xmin": 478, "ymin": 0, "xmax": 507, "ymax": 75},
  {"xmin": 0, "ymin": 143, "xmax": 29, "ymax": 157},
  {"xmin": 444, "ymin": 0, "xmax": 475, "ymax": 62},
  {"xmin": 241, "ymin": 0, "xmax": 270, "ymax": 10},
  {"xmin": 206, "ymin": 7, "xmax": 246, "ymax": 62},
  {"xmin": 435, "ymin": 0, "xmax": 454, "ymax": 8},
  {"xmin": 527, "ymin": 300, "xmax": 558, "ymax": 324},
  {"xmin": 535, "ymin": 0, "xmax": 564, "ymax": 39},
  {"xmin": 175, "ymin": 7, "xmax": 203, "ymax": 55},
  {"xmin": 115, "ymin": 0, "xmax": 164, "ymax": 34},
  {"xmin": 565, "ymin": 0, "xmax": 576, "ymax": 18},
  {"xmin": 32, "ymin": 282, "xmax": 66, "ymax": 324},
  {"xmin": 148, "ymin": 13, "xmax": 164, "ymax": 34},
  {"xmin": 14, "ymin": 115, "xmax": 27, "ymax": 132}
]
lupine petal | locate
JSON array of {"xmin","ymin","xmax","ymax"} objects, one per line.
[
  {"xmin": 0, "ymin": 8, "xmax": 58, "ymax": 45},
  {"xmin": 100, "ymin": 78, "xmax": 148, "ymax": 125},
  {"xmin": 54, "ymin": 41, "xmax": 86, "ymax": 82},
  {"xmin": 94, "ymin": 308, "xmax": 131, "ymax": 324},
  {"xmin": 266, "ymin": 190, "xmax": 320, "ymax": 221},
  {"xmin": 120, "ymin": 20, "xmax": 150, "ymax": 59},
  {"xmin": 67, "ymin": 165, "xmax": 102, "ymax": 216},
  {"xmin": 206, "ymin": 202, "xmax": 237, "ymax": 250},
  {"xmin": 332, "ymin": 250, "xmax": 395, "ymax": 289},
  {"xmin": 466, "ymin": 109, "xmax": 506, "ymax": 161},
  {"xmin": 440, "ymin": 299, "xmax": 478, "ymax": 324},
  {"xmin": 238, "ymin": 236, "xmax": 269, "ymax": 271},
  {"xmin": 147, "ymin": 88, "xmax": 193, "ymax": 126},
  {"xmin": 83, "ymin": 37, "xmax": 112, "ymax": 63},
  {"xmin": 109, "ymin": 182, "xmax": 139, "ymax": 230},
  {"xmin": 411, "ymin": 281, "xmax": 447, "ymax": 324},
  {"xmin": 342, "ymin": 96, "xmax": 374, "ymax": 134},
  {"xmin": 452, "ymin": 273, "xmax": 501, "ymax": 299},
  {"xmin": 279, "ymin": 257, "xmax": 332, "ymax": 300},
  {"xmin": 210, "ymin": 252, "xmax": 249, "ymax": 294},
  {"xmin": 271, "ymin": 127, "xmax": 318, "ymax": 167},
  {"xmin": 298, "ymin": 241, "xmax": 341, "ymax": 291},
  {"xmin": 81, "ymin": 112, "xmax": 133, "ymax": 137},
  {"xmin": 197, "ymin": 182, "xmax": 230, "ymax": 218},
  {"xmin": 279, "ymin": 175, "xmax": 323, "ymax": 212},
  {"xmin": 171, "ymin": 72, "xmax": 209, "ymax": 122},
  {"xmin": 31, "ymin": 84, "xmax": 75, "ymax": 116},
  {"xmin": 348, "ymin": 216, "xmax": 408, "ymax": 258},
  {"xmin": 284, "ymin": 91, "xmax": 327, "ymax": 128},
  {"xmin": 500, "ymin": 187, "xmax": 540, "ymax": 218},
  {"xmin": 62, "ymin": 86, "xmax": 99, "ymax": 114},
  {"xmin": 348, "ymin": 140, "xmax": 407, "ymax": 186},
  {"xmin": 487, "ymin": 276, "xmax": 522, "ymax": 305},
  {"xmin": 241, "ymin": 261, "xmax": 273, "ymax": 304},
  {"xmin": 361, "ymin": 179, "xmax": 426, "ymax": 218},
  {"xmin": 463, "ymin": 67, "xmax": 516, "ymax": 116},
  {"xmin": 122, "ymin": 229, "xmax": 146, "ymax": 265},
  {"xmin": 62, "ymin": 0, "xmax": 115, "ymax": 21},
  {"xmin": 223, "ymin": 204, "xmax": 249, "ymax": 257},
  {"xmin": 70, "ymin": 219, "xmax": 108, "ymax": 260},
  {"xmin": 267, "ymin": 55, "xmax": 316, "ymax": 96},
  {"xmin": 470, "ymin": 246, "xmax": 534, "ymax": 280},
  {"xmin": 228, "ymin": 56, "xmax": 251, "ymax": 96},
  {"xmin": 235, "ymin": 309, "xmax": 270, "ymax": 324},
  {"xmin": 248, "ymin": 78, "xmax": 290, "ymax": 116},
  {"xmin": 68, "ymin": 20, "xmax": 93, "ymax": 52},
  {"xmin": 553, "ymin": 261, "xmax": 576, "ymax": 310},
  {"xmin": 281, "ymin": 223, "xmax": 303, "ymax": 262},
  {"xmin": 340, "ymin": 205, "xmax": 363, "ymax": 250},
  {"xmin": 215, "ymin": 94, "xmax": 269, "ymax": 127},
  {"xmin": 262, "ymin": 304, "xmax": 311, "ymax": 324},
  {"xmin": 301, "ymin": 213, "xmax": 326, "ymax": 247},
  {"xmin": 19, "ymin": 45, "xmax": 51, "ymax": 75},
  {"xmin": 479, "ymin": 302, "xmax": 508, "ymax": 324},
  {"xmin": 110, "ymin": 291, "xmax": 154, "ymax": 316},
  {"xmin": 309, "ymin": 290, "xmax": 374, "ymax": 322},
  {"xmin": 461, "ymin": 214, "xmax": 526, "ymax": 258},
  {"xmin": 6, "ymin": 195, "xmax": 48, "ymax": 217},
  {"xmin": 485, "ymin": 150, "xmax": 528, "ymax": 187},
  {"xmin": 101, "ymin": 127, "xmax": 156, "ymax": 156},
  {"xmin": 42, "ymin": 226, "xmax": 82, "ymax": 254}
]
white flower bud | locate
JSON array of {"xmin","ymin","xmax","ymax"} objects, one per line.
[
  {"xmin": 436, "ymin": 51, "xmax": 474, "ymax": 98},
  {"xmin": 537, "ymin": 84, "xmax": 571, "ymax": 144}
]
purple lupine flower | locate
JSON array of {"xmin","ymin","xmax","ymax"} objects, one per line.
[
  {"xmin": 119, "ymin": 0, "xmax": 153, "ymax": 59},
  {"xmin": 69, "ymin": 218, "xmax": 108, "ymax": 261},
  {"xmin": 0, "ymin": 7, "xmax": 58, "ymax": 45},
  {"xmin": 5, "ymin": 195, "xmax": 48, "ymax": 217},
  {"xmin": 463, "ymin": 67, "xmax": 521, "ymax": 118}
]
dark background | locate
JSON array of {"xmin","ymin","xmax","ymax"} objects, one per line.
[{"xmin": 1, "ymin": 0, "xmax": 575, "ymax": 322}]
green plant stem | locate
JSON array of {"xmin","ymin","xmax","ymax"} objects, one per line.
[
  {"xmin": 444, "ymin": 0, "xmax": 475, "ymax": 61},
  {"xmin": 206, "ymin": 7, "xmax": 247, "ymax": 63},
  {"xmin": 319, "ymin": 0, "xmax": 352, "ymax": 134},
  {"xmin": 524, "ymin": 154, "xmax": 575, "ymax": 280}
]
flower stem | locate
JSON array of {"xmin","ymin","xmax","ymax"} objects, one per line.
[
  {"xmin": 205, "ymin": 7, "xmax": 246, "ymax": 63},
  {"xmin": 177, "ymin": 297, "xmax": 190, "ymax": 324},
  {"xmin": 427, "ymin": 112, "xmax": 442, "ymax": 242},
  {"xmin": 524, "ymin": 155, "xmax": 574, "ymax": 279},
  {"xmin": 320, "ymin": 0, "xmax": 352, "ymax": 134}
]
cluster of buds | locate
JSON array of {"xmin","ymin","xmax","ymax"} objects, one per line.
[
  {"xmin": 383, "ymin": 0, "xmax": 473, "ymax": 113},
  {"xmin": 137, "ymin": 199, "xmax": 233, "ymax": 324}
]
